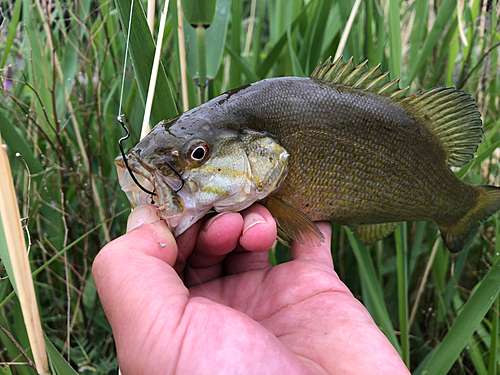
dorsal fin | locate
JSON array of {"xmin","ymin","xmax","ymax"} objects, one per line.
[
  {"xmin": 311, "ymin": 55, "xmax": 410, "ymax": 99},
  {"xmin": 311, "ymin": 56, "xmax": 483, "ymax": 167},
  {"xmin": 402, "ymin": 87, "xmax": 483, "ymax": 167}
]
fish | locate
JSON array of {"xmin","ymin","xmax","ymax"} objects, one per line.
[{"xmin": 115, "ymin": 56, "xmax": 500, "ymax": 252}]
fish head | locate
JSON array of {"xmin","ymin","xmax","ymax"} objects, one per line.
[{"xmin": 115, "ymin": 116, "xmax": 289, "ymax": 237}]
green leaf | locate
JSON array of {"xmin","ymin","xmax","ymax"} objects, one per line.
[
  {"xmin": 420, "ymin": 255, "xmax": 500, "ymax": 375},
  {"xmin": 345, "ymin": 228, "xmax": 402, "ymax": 355},
  {"xmin": 395, "ymin": 224, "xmax": 409, "ymax": 366},
  {"xmin": 0, "ymin": 308, "xmax": 31, "ymax": 375},
  {"xmin": 287, "ymin": 29, "xmax": 304, "ymax": 77},
  {"xmin": 0, "ymin": 365, "xmax": 13, "ymax": 375},
  {"xmin": 225, "ymin": 44, "xmax": 260, "ymax": 82},
  {"xmin": 22, "ymin": 0, "xmax": 56, "ymax": 141},
  {"xmin": 115, "ymin": 0, "xmax": 178, "ymax": 128},
  {"xmin": 256, "ymin": 2, "xmax": 312, "ymax": 79},
  {"xmin": 181, "ymin": 0, "xmax": 217, "ymax": 27},
  {"xmin": 0, "ymin": 0, "xmax": 22, "ymax": 69},
  {"xmin": 409, "ymin": 0, "xmax": 429, "ymax": 68},
  {"xmin": 184, "ymin": 0, "xmax": 231, "ymax": 80},
  {"xmin": 45, "ymin": 333, "xmax": 79, "ymax": 375},
  {"xmin": 388, "ymin": 0, "xmax": 402, "ymax": 79},
  {"xmin": 407, "ymin": 0, "xmax": 457, "ymax": 84},
  {"xmin": 0, "ymin": 112, "xmax": 43, "ymax": 176}
]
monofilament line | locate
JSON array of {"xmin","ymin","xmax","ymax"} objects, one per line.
[{"xmin": 118, "ymin": 0, "xmax": 135, "ymax": 120}]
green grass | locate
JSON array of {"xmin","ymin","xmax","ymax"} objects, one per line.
[{"xmin": 0, "ymin": 0, "xmax": 499, "ymax": 373}]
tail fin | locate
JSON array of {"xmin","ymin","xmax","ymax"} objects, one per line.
[{"xmin": 439, "ymin": 185, "xmax": 500, "ymax": 252}]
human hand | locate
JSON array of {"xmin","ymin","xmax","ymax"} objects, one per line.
[{"xmin": 93, "ymin": 204, "xmax": 409, "ymax": 374}]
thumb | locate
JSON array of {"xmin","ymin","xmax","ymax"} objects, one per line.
[
  {"xmin": 93, "ymin": 204, "xmax": 180, "ymax": 299},
  {"xmin": 93, "ymin": 205, "xmax": 188, "ymax": 372}
]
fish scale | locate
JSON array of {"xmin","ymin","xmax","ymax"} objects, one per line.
[{"xmin": 116, "ymin": 57, "xmax": 500, "ymax": 252}]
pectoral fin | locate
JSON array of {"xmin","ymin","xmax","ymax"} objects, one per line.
[
  {"xmin": 350, "ymin": 222, "xmax": 401, "ymax": 245},
  {"xmin": 265, "ymin": 196, "xmax": 325, "ymax": 247},
  {"xmin": 276, "ymin": 226, "xmax": 292, "ymax": 247}
]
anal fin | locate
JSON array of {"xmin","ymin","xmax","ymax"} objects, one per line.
[
  {"xmin": 350, "ymin": 222, "xmax": 401, "ymax": 245},
  {"xmin": 264, "ymin": 196, "xmax": 325, "ymax": 247}
]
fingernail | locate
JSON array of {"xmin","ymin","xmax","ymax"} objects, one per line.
[
  {"xmin": 204, "ymin": 212, "xmax": 232, "ymax": 231},
  {"xmin": 242, "ymin": 213, "xmax": 266, "ymax": 236},
  {"xmin": 126, "ymin": 206, "xmax": 152, "ymax": 232}
]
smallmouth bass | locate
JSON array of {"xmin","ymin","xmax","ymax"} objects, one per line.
[{"xmin": 115, "ymin": 57, "xmax": 500, "ymax": 252}]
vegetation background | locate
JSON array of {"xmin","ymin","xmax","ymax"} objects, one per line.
[{"xmin": 0, "ymin": 0, "xmax": 499, "ymax": 373}]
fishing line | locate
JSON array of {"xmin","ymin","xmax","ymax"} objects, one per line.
[
  {"xmin": 118, "ymin": 117, "xmax": 156, "ymax": 197},
  {"xmin": 117, "ymin": 0, "xmax": 134, "ymax": 118},
  {"xmin": 117, "ymin": 0, "xmax": 156, "ymax": 198}
]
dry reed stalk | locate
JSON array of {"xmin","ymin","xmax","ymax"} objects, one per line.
[
  {"xmin": 141, "ymin": 0, "xmax": 171, "ymax": 140},
  {"xmin": 334, "ymin": 0, "xmax": 362, "ymax": 60},
  {"xmin": 148, "ymin": 0, "xmax": 156, "ymax": 35},
  {"xmin": 177, "ymin": 0, "xmax": 190, "ymax": 112},
  {"xmin": 244, "ymin": 0, "xmax": 257, "ymax": 56},
  {"xmin": 409, "ymin": 236, "xmax": 440, "ymax": 328},
  {"xmin": 0, "ymin": 135, "xmax": 50, "ymax": 374},
  {"xmin": 457, "ymin": 0, "xmax": 469, "ymax": 46}
]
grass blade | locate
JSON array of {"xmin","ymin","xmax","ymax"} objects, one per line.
[
  {"xmin": 420, "ymin": 255, "xmax": 500, "ymax": 375},
  {"xmin": 388, "ymin": 0, "xmax": 402, "ymax": 79},
  {"xmin": 255, "ymin": 2, "xmax": 312, "ymax": 79},
  {"xmin": 395, "ymin": 224, "xmax": 409, "ymax": 367},
  {"xmin": 0, "ymin": 0, "xmax": 22, "ymax": 69},
  {"xmin": 345, "ymin": 228, "xmax": 402, "ymax": 355},
  {"xmin": 407, "ymin": 0, "xmax": 457, "ymax": 83},
  {"xmin": 229, "ymin": 0, "xmax": 242, "ymax": 88},
  {"xmin": 44, "ymin": 333, "xmax": 79, "ymax": 375},
  {"xmin": 225, "ymin": 44, "xmax": 260, "ymax": 82},
  {"xmin": 0, "ymin": 112, "xmax": 43, "ymax": 176}
]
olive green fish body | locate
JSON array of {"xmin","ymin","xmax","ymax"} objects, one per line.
[
  {"xmin": 116, "ymin": 57, "xmax": 500, "ymax": 252},
  {"xmin": 205, "ymin": 79, "xmax": 475, "ymax": 224}
]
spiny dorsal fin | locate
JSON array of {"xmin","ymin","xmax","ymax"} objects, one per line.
[
  {"xmin": 350, "ymin": 222, "xmax": 401, "ymax": 245},
  {"xmin": 311, "ymin": 56, "xmax": 483, "ymax": 167},
  {"xmin": 311, "ymin": 55, "xmax": 410, "ymax": 99}
]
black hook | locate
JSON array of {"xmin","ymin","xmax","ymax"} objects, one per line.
[
  {"xmin": 117, "ymin": 116, "xmax": 157, "ymax": 198},
  {"xmin": 165, "ymin": 161, "xmax": 185, "ymax": 193}
]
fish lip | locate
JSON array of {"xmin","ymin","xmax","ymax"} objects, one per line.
[
  {"xmin": 114, "ymin": 154, "xmax": 168, "ymax": 202},
  {"xmin": 115, "ymin": 154, "xmax": 187, "ymax": 227},
  {"xmin": 115, "ymin": 155, "xmax": 151, "ymax": 180}
]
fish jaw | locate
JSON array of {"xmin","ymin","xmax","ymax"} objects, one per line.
[
  {"xmin": 114, "ymin": 155, "xmax": 186, "ymax": 229},
  {"xmin": 115, "ymin": 156, "xmax": 156, "ymax": 207}
]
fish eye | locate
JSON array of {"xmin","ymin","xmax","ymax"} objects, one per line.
[{"xmin": 187, "ymin": 141, "xmax": 210, "ymax": 163}]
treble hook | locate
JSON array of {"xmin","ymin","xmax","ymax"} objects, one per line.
[{"xmin": 117, "ymin": 116, "xmax": 157, "ymax": 198}]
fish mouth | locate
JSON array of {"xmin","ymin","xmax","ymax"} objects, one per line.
[
  {"xmin": 115, "ymin": 154, "xmax": 215, "ymax": 237},
  {"xmin": 114, "ymin": 155, "xmax": 186, "ymax": 228}
]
